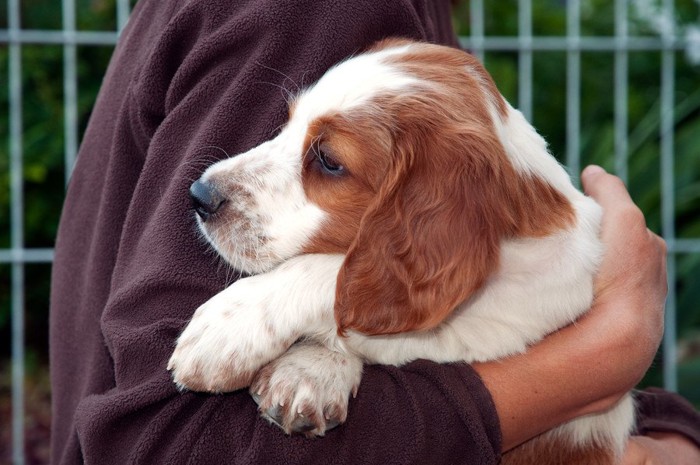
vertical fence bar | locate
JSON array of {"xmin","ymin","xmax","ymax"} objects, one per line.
[
  {"xmin": 660, "ymin": 0, "xmax": 678, "ymax": 393},
  {"xmin": 518, "ymin": 0, "xmax": 533, "ymax": 121},
  {"xmin": 8, "ymin": 0, "xmax": 26, "ymax": 463},
  {"xmin": 566, "ymin": 0, "xmax": 581, "ymax": 183},
  {"xmin": 614, "ymin": 0, "xmax": 629, "ymax": 183},
  {"xmin": 63, "ymin": 0, "xmax": 78, "ymax": 183},
  {"xmin": 117, "ymin": 0, "xmax": 131, "ymax": 33},
  {"xmin": 470, "ymin": 0, "xmax": 485, "ymax": 62}
]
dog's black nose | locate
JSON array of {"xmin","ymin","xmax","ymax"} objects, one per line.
[{"xmin": 190, "ymin": 179, "xmax": 225, "ymax": 222}]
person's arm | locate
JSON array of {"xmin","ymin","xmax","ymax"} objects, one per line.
[{"xmin": 475, "ymin": 165, "xmax": 668, "ymax": 451}]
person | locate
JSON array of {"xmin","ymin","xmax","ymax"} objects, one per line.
[{"xmin": 49, "ymin": 0, "xmax": 700, "ymax": 463}]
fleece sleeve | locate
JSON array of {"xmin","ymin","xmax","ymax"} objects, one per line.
[
  {"xmin": 634, "ymin": 387, "xmax": 700, "ymax": 447},
  {"xmin": 49, "ymin": 0, "xmax": 501, "ymax": 464}
]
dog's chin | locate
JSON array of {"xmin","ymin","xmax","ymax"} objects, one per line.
[
  {"xmin": 223, "ymin": 253, "xmax": 281, "ymax": 276},
  {"xmin": 195, "ymin": 215, "xmax": 284, "ymax": 276},
  {"xmin": 198, "ymin": 229, "xmax": 282, "ymax": 277}
]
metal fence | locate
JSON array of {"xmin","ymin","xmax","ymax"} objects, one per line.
[
  {"xmin": 2, "ymin": 0, "xmax": 699, "ymax": 464},
  {"xmin": 2, "ymin": 2, "xmax": 130, "ymax": 463}
]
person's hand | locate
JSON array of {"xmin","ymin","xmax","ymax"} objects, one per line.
[
  {"xmin": 577, "ymin": 165, "xmax": 668, "ymax": 408},
  {"xmin": 583, "ymin": 165, "xmax": 667, "ymax": 335},
  {"xmin": 622, "ymin": 433, "xmax": 700, "ymax": 465}
]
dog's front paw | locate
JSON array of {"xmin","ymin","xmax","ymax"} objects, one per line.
[
  {"xmin": 250, "ymin": 341, "xmax": 363, "ymax": 437},
  {"xmin": 167, "ymin": 279, "xmax": 298, "ymax": 393}
]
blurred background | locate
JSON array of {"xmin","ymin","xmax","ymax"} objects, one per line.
[{"xmin": 1, "ymin": 0, "xmax": 699, "ymax": 463}]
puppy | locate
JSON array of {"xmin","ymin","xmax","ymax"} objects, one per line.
[{"xmin": 167, "ymin": 39, "xmax": 634, "ymax": 464}]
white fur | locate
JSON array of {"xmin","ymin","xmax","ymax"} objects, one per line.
[
  {"xmin": 291, "ymin": 44, "xmax": 419, "ymax": 125},
  {"xmin": 169, "ymin": 42, "xmax": 634, "ymax": 456}
]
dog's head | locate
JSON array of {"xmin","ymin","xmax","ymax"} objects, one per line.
[{"xmin": 191, "ymin": 39, "xmax": 575, "ymax": 336}]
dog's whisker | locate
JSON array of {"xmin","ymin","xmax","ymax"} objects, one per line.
[
  {"xmin": 299, "ymin": 69, "xmax": 311, "ymax": 90},
  {"xmin": 254, "ymin": 61, "xmax": 300, "ymax": 93},
  {"xmin": 269, "ymin": 121, "xmax": 288, "ymax": 137},
  {"xmin": 254, "ymin": 80, "xmax": 295, "ymax": 106}
]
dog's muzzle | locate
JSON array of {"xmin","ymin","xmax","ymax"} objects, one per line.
[{"xmin": 190, "ymin": 179, "xmax": 225, "ymax": 222}]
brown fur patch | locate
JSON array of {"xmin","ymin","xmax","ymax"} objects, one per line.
[
  {"xmin": 300, "ymin": 115, "xmax": 391, "ymax": 254},
  {"xmin": 299, "ymin": 42, "xmax": 574, "ymax": 335}
]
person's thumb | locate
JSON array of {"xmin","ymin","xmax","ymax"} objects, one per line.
[
  {"xmin": 581, "ymin": 165, "xmax": 633, "ymax": 207},
  {"xmin": 580, "ymin": 165, "xmax": 607, "ymax": 195}
]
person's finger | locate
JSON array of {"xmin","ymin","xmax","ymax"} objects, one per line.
[
  {"xmin": 580, "ymin": 165, "xmax": 633, "ymax": 206},
  {"xmin": 581, "ymin": 165, "xmax": 647, "ymax": 240}
]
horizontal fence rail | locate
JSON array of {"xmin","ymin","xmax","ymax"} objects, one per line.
[
  {"xmin": 0, "ymin": 30, "xmax": 120, "ymax": 46},
  {"xmin": 459, "ymin": 35, "xmax": 689, "ymax": 51},
  {"xmin": 3, "ymin": 1, "xmax": 699, "ymax": 464}
]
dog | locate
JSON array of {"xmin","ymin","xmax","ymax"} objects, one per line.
[{"xmin": 167, "ymin": 39, "xmax": 634, "ymax": 464}]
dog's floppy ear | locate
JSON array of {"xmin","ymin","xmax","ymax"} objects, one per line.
[{"xmin": 334, "ymin": 128, "xmax": 516, "ymax": 336}]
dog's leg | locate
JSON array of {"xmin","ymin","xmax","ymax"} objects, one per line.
[
  {"xmin": 250, "ymin": 339, "xmax": 363, "ymax": 437},
  {"xmin": 168, "ymin": 254, "xmax": 343, "ymax": 392}
]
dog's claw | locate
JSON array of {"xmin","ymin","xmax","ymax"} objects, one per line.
[{"xmin": 249, "ymin": 341, "xmax": 362, "ymax": 437}]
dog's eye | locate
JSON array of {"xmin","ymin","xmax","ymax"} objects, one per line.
[{"xmin": 313, "ymin": 143, "xmax": 345, "ymax": 176}]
